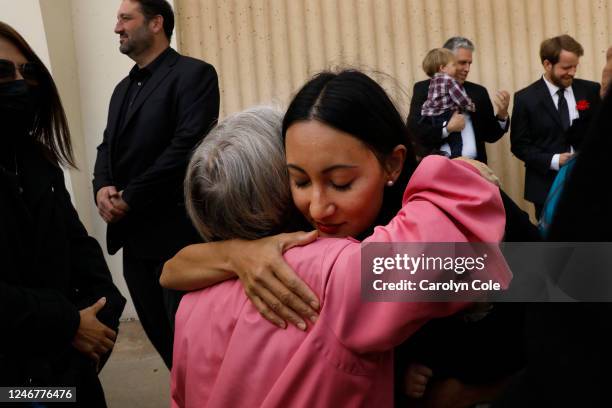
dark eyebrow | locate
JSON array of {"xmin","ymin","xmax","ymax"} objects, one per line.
[{"xmin": 287, "ymin": 164, "xmax": 357, "ymax": 174}]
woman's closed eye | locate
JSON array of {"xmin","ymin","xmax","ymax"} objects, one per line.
[
  {"xmin": 292, "ymin": 178, "xmax": 353, "ymax": 191},
  {"xmin": 292, "ymin": 179, "xmax": 310, "ymax": 189},
  {"xmin": 331, "ymin": 181, "xmax": 352, "ymax": 191}
]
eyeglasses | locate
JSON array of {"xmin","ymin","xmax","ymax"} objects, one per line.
[{"xmin": 0, "ymin": 59, "xmax": 40, "ymax": 83}]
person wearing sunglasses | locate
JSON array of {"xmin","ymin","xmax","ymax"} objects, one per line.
[
  {"xmin": 0, "ymin": 58, "xmax": 39, "ymax": 83},
  {"xmin": 0, "ymin": 21, "xmax": 126, "ymax": 407}
]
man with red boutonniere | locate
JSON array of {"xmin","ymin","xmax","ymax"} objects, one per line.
[{"xmin": 511, "ymin": 34, "xmax": 600, "ymax": 218}]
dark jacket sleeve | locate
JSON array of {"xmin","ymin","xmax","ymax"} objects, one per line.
[
  {"xmin": 470, "ymin": 84, "xmax": 509, "ymax": 143},
  {"xmin": 407, "ymin": 80, "xmax": 446, "ymax": 156},
  {"xmin": 93, "ymin": 125, "xmax": 114, "ymax": 203},
  {"xmin": 121, "ymin": 63, "xmax": 220, "ymax": 210},
  {"xmin": 510, "ymin": 91, "xmax": 555, "ymax": 174},
  {"xmin": 59, "ymin": 177, "xmax": 126, "ymax": 330},
  {"xmin": 0, "ymin": 282, "xmax": 81, "ymax": 352}
]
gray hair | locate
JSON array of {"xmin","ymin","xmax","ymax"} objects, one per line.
[
  {"xmin": 443, "ymin": 36, "xmax": 475, "ymax": 53},
  {"xmin": 185, "ymin": 106, "xmax": 291, "ymax": 241}
]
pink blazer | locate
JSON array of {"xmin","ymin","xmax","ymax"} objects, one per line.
[{"xmin": 171, "ymin": 156, "xmax": 507, "ymax": 407}]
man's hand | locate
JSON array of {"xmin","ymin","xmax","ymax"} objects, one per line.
[
  {"xmin": 559, "ymin": 152, "xmax": 575, "ymax": 167},
  {"xmin": 447, "ymin": 111, "xmax": 466, "ymax": 133},
  {"xmin": 110, "ymin": 190, "xmax": 130, "ymax": 213},
  {"xmin": 493, "ymin": 90, "xmax": 510, "ymax": 119},
  {"xmin": 96, "ymin": 186, "xmax": 126, "ymax": 223},
  {"xmin": 71, "ymin": 297, "xmax": 117, "ymax": 369},
  {"xmin": 404, "ymin": 363, "xmax": 433, "ymax": 399}
]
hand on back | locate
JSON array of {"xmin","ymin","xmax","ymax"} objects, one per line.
[{"xmin": 231, "ymin": 231, "xmax": 320, "ymax": 330}]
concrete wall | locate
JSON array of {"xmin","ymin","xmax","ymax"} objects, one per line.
[{"xmin": 176, "ymin": 0, "xmax": 612, "ymax": 217}]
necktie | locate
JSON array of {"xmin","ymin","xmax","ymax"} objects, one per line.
[
  {"xmin": 447, "ymin": 132, "xmax": 463, "ymax": 158},
  {"xmin": 557, "ymin": 88, "xmax": 570, "ymax": 131}
]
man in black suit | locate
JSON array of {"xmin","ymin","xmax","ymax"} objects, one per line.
[
  {"xmin": 93, "ymin": 0, "xmax": 219, "ymax": 368},
  {"xmin": 407, "ymin": 36, "xmax": 510, "ymax": 164},
  {"xmin": 511, "ymin": 34, "xmax": 600, "ymax": 218}
]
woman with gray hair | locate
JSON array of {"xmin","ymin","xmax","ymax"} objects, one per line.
[
  {"xmin": 185, "ymin": 106, "xmax": 295, "ymax": 242},
  {"xmin": 167, "ymin": 93, "xmax": 508, "ymax": 406},
  {"xmin": 168, "ymin": 105, "xmax": 309, "ymax": 291}
]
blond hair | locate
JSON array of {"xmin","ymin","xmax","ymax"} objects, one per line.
[{"xmin": 422, "ymin": 48, "xmax": 455, "ymax": 78}]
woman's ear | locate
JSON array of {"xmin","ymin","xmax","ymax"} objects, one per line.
[{"xmin": 385, "ymin": 145, "xmax": 407, "ymax": 183}]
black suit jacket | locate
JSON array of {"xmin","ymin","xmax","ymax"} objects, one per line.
[
  {"xmin": 93, "ymin": 48, "xmax": 220, "ymax": 259},
  {"xmin": 1, "ymin": 143, "xmax": 125, "ymax": 388},
  {"xmin": 510, "ymin": 77, "xmax": 600, "ymax": 205},
  {"xmin": 407, "ymin": 79, "xmax": 509, "ymax": 164}
]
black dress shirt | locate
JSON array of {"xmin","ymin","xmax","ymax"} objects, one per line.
[{"xmin": 114, "ymin": 47, "xmax": 172, "ymax": 155}]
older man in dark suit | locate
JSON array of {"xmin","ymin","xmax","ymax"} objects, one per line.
[
  {"xmin": 511, "ymin": 34, "xmax": 600, "ymax": 218},
  {"xmin": 93, "ymin": 0, "xmax": 219, "ymax": 367},
  {"xmin": 407, "ymin": 36, "xmax": 510, "ymax": 164}
]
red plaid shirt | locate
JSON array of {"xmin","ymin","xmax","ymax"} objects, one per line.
[{"xmin": 421, "ymin": 73, "xmax": 475, "ymax": 117}]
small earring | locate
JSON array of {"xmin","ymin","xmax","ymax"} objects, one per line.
[{"xmin": 386, "ymin": 180, "xmax": 394, "ymax": 187}]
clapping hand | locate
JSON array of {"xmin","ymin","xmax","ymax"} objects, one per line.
[{"xmin": 493, "ymin": 90, "xmax": 510, "ymax": 119}]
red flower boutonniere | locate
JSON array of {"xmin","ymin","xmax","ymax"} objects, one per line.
[{"xmin": 576, "ymin": 100, "xmax": 590, "ymax": 111}]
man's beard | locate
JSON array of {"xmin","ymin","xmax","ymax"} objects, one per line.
[
  {"xmin": 119, "ymin": 26, "xmax": 153, "ymax": 57},
  {"xmin": 550, "ymin": 71, "xmax": 573, "ymax": 88}
]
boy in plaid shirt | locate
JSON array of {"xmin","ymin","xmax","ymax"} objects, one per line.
[{"xmin": 420, "ymin": 48, "xmax": 475, "ymax": 157}]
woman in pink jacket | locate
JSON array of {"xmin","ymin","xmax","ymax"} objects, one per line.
[{"xmin": 165, "ymin": 71, "xmax": 508, "ymax": 407}]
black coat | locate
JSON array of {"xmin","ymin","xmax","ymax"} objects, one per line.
[
  {"xmin": 0, "ymin": 142, "xmax": 125, "ymax": 396},
  {"xmin": 510, "ymin": 78, "xmax": 601, "ymax": 205},
  {"xmin": 407, "ymin": 79, "xmax": 509, "ymax": 164},
  {"xmin": 93, "ymin": 48, "xmax": 220, "ymax": 259},
  {"xmin": 495, "ymin": 86, "xmax": 612, "ymax": 407}
]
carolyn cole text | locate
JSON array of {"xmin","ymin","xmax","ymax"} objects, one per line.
[{"xmin": 372, "ymin": 279, "xmax": 501, "ymax": 292}]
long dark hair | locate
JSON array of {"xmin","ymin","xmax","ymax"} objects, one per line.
[
  {"xmin": 0, "ymin": 21, "xmax": 75, "ymax": 168},
  {"xmin": 548, "ymin": 88, "xmax": 612, "ymax": 241},
  {"xmin": 282, "ymin": 70, "xmax": 417, "ymax": 233}
]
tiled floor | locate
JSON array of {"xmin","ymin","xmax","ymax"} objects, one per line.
[{"xmin": 99, "ymin": 320, "xmax": 170, "ymax": 408}]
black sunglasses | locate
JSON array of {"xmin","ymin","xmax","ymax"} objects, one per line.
[{"xmin": 0, "ymin": 58, "xmax": 40, "ymax": 83}]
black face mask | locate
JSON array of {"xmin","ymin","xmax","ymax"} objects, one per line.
[{"xmin": 0, "ymin": 80, "xmax": 38, "ymax": 141}]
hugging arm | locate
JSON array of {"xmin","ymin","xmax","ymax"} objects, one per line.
[
  {"xmin": 163, "ymin": 158, "xmax": 504, "ymax": 331},
  {"xmin": 160, "ymin": 231, "xmax": 320, "ymax": 329},
  {"xmin": 325, "ymin": 157, "xmax": 508, "ymax": 353}
]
